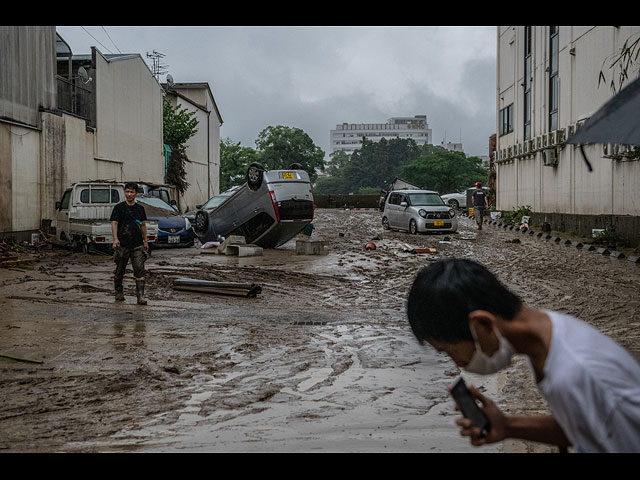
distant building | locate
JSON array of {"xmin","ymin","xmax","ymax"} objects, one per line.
[
  {"xmin": 330, "ymin": 115, "xmax": 432, "ymax": 155},
  {"xmin": 440, "ymin": 141, "xmax": 464, "ymax": 153}
]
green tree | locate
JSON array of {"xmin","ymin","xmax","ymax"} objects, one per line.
[
  {"xmin": 163, "ymin": 100, "xmax": 199, "ymax": 194},
  {"xmin": 220, "ymin": 138, "xmax": 259, "ymax": 191},
  {"xmin": 316, "ymin": 137, "xmax": 421, "ymax": 194},
  {"xmin": 400, "ymin": 145, "xmax": 488, "ymax": 194},
  {"xmin": 255, "ymin": 125, "xmax": 325, "ymax": 183}
]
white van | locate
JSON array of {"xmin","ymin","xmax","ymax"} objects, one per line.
[{"xmin": 55, "ymin": 182, "xmax": 158, "ymax": 252}]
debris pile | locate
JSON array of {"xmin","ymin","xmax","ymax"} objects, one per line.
[{"xmin": 0, "ymin": 237, "xmax": 40, "ymax": 268}]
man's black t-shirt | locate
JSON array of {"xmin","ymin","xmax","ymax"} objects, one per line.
[
  {"xmin": 110, "ymin": 202, "xmax": 147, "ymax": 248},
  {"xmin": 472, "ymin": 189, "xmax": 487, "ymax": 207}
]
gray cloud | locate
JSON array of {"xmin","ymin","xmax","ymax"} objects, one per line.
[{"xmin": 57, "ymin": 26, "xmax": 496, "ymax": 158}]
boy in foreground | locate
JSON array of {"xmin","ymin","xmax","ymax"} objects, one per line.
[{"xmin": 407, "ymin": 258, "xmax": 640, "ymax": 452}]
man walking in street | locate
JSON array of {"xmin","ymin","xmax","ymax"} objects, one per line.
[
  {"xmin": 110, "ymin": 182, "xmax": 149, "ymax": 305},
  {"xmin": 472, "ymin": 182, "xmax": 488, "ymax": 230}
]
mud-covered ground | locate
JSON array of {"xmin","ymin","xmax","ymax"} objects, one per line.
[{"xmin": 1, "ymin": 209, "xmax": 639, "ymax": 453}]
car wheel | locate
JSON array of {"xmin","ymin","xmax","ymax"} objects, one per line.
[
  {"xmin": 448, "ymin": 199, "xmax": 459, "ymax": 209},
  {"xmin": 194, "ymin": 210, "xmax": 209, "ymax": 235},
  {"xmin": 409, "ymin": 219, "xmax": 418, "ymax": 235},
  {"xmin": 288, "ymin": 162, "xmax": 304, "ymax": 170},
  {"xmin": 247, "ymin": 162, "xmax": 265, "ymax": 190},
  {"xmin": 382, "ymin": 216, "xmax": 390, "ymax": 230}
]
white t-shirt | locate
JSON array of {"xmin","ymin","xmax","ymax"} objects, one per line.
[{"xmin": 537, "ymin": 310, "xmax": 640, "ymax": 452}]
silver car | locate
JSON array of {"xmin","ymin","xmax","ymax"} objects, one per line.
[
  {"xmin": 193, "ymin": 163, "xmax": 314, "ymax": 248},
  {"xmin": 382, "ymin": 189, "xmax": 457, "ymax": 234}
]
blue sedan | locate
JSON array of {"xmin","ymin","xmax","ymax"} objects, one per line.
[{"xmin": 136, "ymin": 196, "xmax": 195, "ymax": 248}]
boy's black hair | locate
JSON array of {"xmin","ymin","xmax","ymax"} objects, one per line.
[
  {"xmin": 407, "ymin": 258, "xmax": 522, "ymax": 344},
  {"xmin": 124, "ymin": 182, "xmax": 138, "ymax": 191}
]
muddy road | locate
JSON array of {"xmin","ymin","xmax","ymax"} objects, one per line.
[{"xmin": 1, "ymin": 209, "xmax": 639, "ymax": 452}]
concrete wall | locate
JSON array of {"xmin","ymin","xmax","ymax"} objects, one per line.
[
  {"xmin": 495, "ymin": 26, "xmax": 640, "ymax": 243},
  {"xmin": 93, "ymin": 49, "xmax": 165, "ymax": 184},
  {"xmin": 0, "ymin": 26, "xmax": 56, "ymax": 127}
]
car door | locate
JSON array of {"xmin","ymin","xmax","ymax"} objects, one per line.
[
  {"xmin": 386, "ymin": 192, "xmax": 400, "ymax": 228},
  {"xmin": 55, "ymin": 189, "xmax": 72, "ymax": 241},
  {"xmin": 397, "ymin": 193, "xmax": 410, "ymax": 230}
]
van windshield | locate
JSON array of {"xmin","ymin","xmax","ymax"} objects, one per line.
[{"xmin": 408, "ymin": 193, "xmax": 445, "ymax": 206}]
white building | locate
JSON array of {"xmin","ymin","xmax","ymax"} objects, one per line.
[
  {"xmin": 330, "ymin": 115, "xmax": 432, "ymax": 155},
  {"xmin": 163, "ymin": 82, "xmax": 223, "ymax": 212},
  {"xmin": 440, "ymin": 141, "xmax": 464, "ymax": 153},
  {"xmin": 494, "ymin": 26, "xmax": 640, "ymax": 245},
  {"xmin": 1, "ymin": 27, "xmax": 165, "ymax": 239}
]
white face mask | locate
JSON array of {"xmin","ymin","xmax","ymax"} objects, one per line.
[{"xmin": 464, "ymin": 324, "xmax": 516, "ymax": 375}]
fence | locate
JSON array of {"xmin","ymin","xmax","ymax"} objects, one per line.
[{"xmin": 56, "ymin": 77, "xmax": 92, "ymax": 122}]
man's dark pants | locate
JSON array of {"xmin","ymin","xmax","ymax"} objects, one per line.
[
  {"xmin": 114, "ymin": 246, "xmax": 147, "ymax": 302},
  {"xmin": 474, "ymin": 206, "xmax": 485, "ymax": 228}
]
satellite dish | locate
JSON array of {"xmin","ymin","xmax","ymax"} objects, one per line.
[
  {"xmin": 166, "ymin": 74, "xmax": 174, "ymax": 86},
  {"xmin": 78, "ymin": 66, "xmax": 92, "ymax": 84}
]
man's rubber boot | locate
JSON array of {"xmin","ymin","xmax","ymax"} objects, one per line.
[
  {"xmin": 115, "ymin": 279, "xmax": 125, "ymax": 302},
  {"xmin": 135, "ymin": 280, "xmax": 147, "ymax": 305}
]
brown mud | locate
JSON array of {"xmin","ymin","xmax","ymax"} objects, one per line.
[{"xmin": 1, "ymin": 209, "xmax": 639, "ymax": 452}]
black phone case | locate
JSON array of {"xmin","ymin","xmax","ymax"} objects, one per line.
[{"xmin": 449, "ymin": 378, "xmax": 491, "ymax": 436}]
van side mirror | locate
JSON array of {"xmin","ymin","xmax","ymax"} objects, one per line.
[
  {"xmin": 400, "ymin": 201, "xmax": 408, "ymax": 207},
  {"xmin": 196, "ymin": 204, "xmax": 203, "ymax": 209},
  {"xmin": 55, "ymin": 201, "xmax": 61, "ymax": 210}
]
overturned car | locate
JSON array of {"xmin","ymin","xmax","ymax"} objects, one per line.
[{"xmin": 193, "ymin": 163, "xmax": 314, "ymax": 248}]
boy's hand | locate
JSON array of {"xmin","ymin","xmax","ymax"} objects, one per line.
[{"xmin": 455, "ymin": 385, "xmax": 508, "ymax": 446}]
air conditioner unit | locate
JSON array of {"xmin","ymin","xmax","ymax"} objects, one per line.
[{"xmin": 543, "ymin": 147, "xmax": 559, "ymax": 166}]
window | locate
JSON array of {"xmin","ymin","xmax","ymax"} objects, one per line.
[
  {"xmin": 60, "ymin": 190, "xmax": 71, "ymax": 209},
  {"xmin": 524, "ymin": 26, "xmax": 532, "ymax": 140},
  {"xmin": 80, "ymin": 188, "xmax": 120, "ymax": 204},
  {"xmin": 500, "ymin": 104, "xmax": 514, "ymax": 135},
  {"xmin": 549, "ymin": 26, "xmax": 559, "ymax": 131},
  {"xmin": 388, "ymin": 193, "xmax": 401, "ymax": 205}
]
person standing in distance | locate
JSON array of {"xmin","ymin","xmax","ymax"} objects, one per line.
[
  {"xmin": 110, "ymin": 182, "xmax": 149, "ymax": 305},
  {"xmin": 472, "ymin": 182, "xmax": 488, "ymax": 230}
]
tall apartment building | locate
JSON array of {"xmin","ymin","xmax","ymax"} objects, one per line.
[
  {"xmin": 330, "ymin": 115, "xmax": 432, "ymax": 155},
  {"xmin": 494, "ymin": 26, "xmax": 640, "ymax": 245}
]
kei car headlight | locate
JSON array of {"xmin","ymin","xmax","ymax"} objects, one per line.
[
  {"xmin": 418, "ymin": 209, "xmax": 427, "ymax": 218},
  {"xmin": 449, "ymin": 208, "xmax": 455, "ymax": 218}
]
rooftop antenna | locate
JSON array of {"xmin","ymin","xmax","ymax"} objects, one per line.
[{"xmin": 146, "ymin": 50, "xmax": 168, "ymax": 81}]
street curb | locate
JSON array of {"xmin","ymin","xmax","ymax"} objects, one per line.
[{"xmin": 486, "ymin": 219, "xmax": 638, "ymax": 266}]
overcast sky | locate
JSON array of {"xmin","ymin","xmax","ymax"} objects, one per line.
[{"xmin": 56, "ymin": 26, "xmax": 497, "ymax": 160}]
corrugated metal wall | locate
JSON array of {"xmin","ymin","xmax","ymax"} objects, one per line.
[{"xmin": 0, "ymin": 26, "xmax": 57, "ymax": 127}]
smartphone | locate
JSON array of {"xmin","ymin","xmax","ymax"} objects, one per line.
[{"xmin": 448, "ymin": 377, "xmax": 490, "ymax": 438}]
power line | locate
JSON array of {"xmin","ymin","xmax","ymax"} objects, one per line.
[
  {"xmin": 80, "ymin": 26, "xmax": 113, "ymax": 54},
  {"xmin": 101, "ymin": 26, "xmax": 122, "ymax": 54}
]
